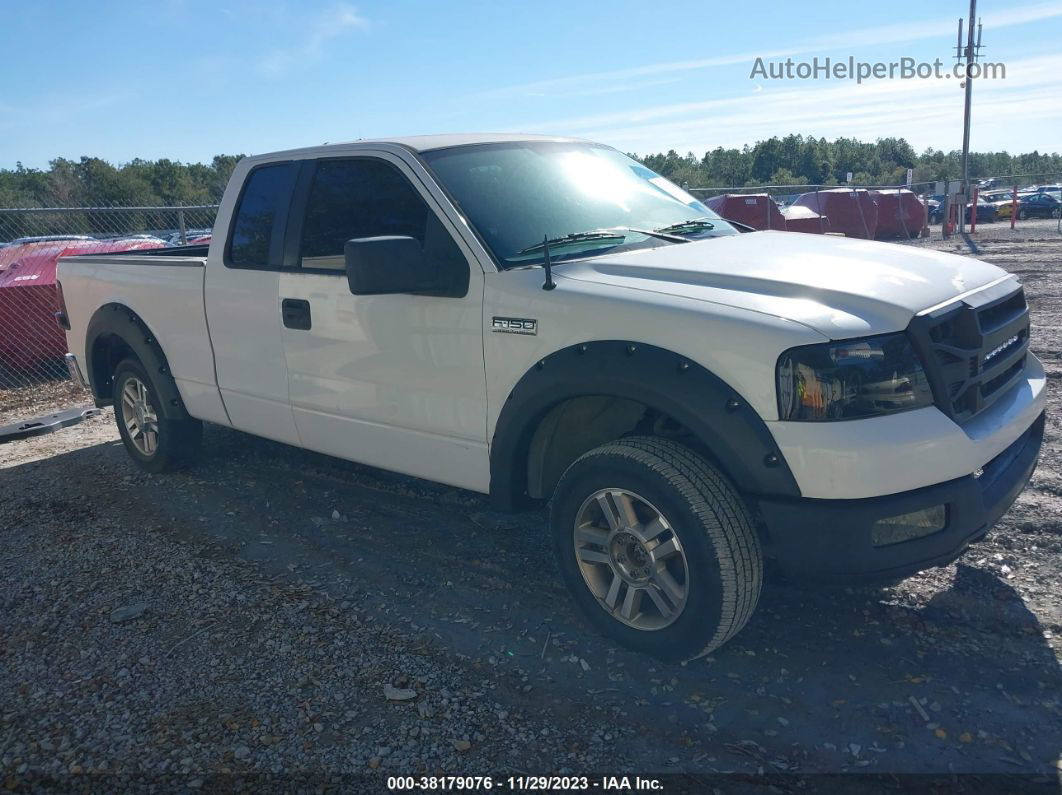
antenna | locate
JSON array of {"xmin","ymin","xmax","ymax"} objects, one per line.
[{"xmin": 541, "ymin": 235, "xmax": 556, "ymax": 291}]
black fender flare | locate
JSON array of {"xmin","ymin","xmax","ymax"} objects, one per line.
[
  {"xmin": 84, "ymin": 303, "xmax": 188, "ymax": 420},
  {"xmin": 489, "ymin": 340, "xmax": 800, "ymax": 510}
]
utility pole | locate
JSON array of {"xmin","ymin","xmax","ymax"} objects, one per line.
[{"xmin": 956, "ymin": 0, "xmax": 982, "ymax": 233}]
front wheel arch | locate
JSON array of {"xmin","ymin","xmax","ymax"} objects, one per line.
[{"xmin": 489, "ymin": 341, "xmax": 800, "ymax": 511}]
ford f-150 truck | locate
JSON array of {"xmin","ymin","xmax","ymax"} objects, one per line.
[{"xmin": 57, "ymin": 134, "xmax": 1046, "ymax": 660}]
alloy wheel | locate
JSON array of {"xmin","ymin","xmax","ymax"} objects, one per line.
[
  {"xmin": 121, "ymin": 376, "xmax": 159, "ymax": 456},
  {"xmin": 573, "ymin": 488, "xmax": 689, "ymax": 630}
]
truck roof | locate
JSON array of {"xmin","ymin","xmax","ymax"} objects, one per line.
[{"xmin": 248, "ymin": 133, "xmax": 594, "ymax": 161}]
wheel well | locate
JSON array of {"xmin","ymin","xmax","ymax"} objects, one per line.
[
  {"xmin": 525, "ymin": 395, "xmax": 693, "ymax": 501},
  {"xmin": 488, "ymin": 341, "xmax": 800, "ymax": 511},
  {"xmin": 84, "ymin": 304, "xmax": 187, "ymax": 420},
  {"xmin": 89, "ymin": 333, "xmax": 136, "ymax": 402}
]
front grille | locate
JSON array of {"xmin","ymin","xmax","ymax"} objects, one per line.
[{"xmin": 909, "ymin": 282, "xmax": 1030, "ymax": 424}]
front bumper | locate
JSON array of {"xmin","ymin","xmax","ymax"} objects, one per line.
[
  {"xmin": 758, "ymin": 411, "xmax": 1044, "ymax": 580},
  {"xmin": 768, "ymin": 353, "xmax": 1047, "ymax": 499}
]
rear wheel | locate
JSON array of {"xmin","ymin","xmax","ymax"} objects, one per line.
[
  {"xmin": 1018, "ymin": 208, "xmax": 1028, "ymax": 221},
  {"xmin": 551, "ymin": 436, "xmax": 762, "ymax": 661},
  {"xmin": 113, "ymin": 358, "xmax": 201, "ymax": 473}
]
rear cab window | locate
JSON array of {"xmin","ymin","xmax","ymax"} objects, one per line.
[{"xmin": 226, "ymin": 162, "xmax": 297, "ymax": 269}]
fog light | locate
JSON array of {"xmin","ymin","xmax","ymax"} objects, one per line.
[{"xmin": 871, "ymin": 506, "xmax": 946, "ymax": 547}]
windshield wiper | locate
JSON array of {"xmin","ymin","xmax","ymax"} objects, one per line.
[
  {"xmin": 516, "ymin": 226, "xmax": 689, "ymax": 256},
  {"xmin": 627, "ymin": 226, "xmax": 691, "ymax": 243},
  {"xmin": 516, "ymin": 230, "xmax": 626, "ymax": 255},
  {"xmin": 654, "ymin": 217, "xmax": 716, "ymax": 235}
]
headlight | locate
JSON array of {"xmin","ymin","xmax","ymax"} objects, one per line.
[{"xmin": 777, "ymin": 333, "xmax": 934, "ymax": 421}]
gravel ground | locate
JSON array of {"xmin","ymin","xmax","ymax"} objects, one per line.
[
  {"xmin": 0, "ymin": 380, "xmax": 85, "ymax": 426},
  {"xmin": 1, "ymin": 228, "xmax": 1060, "ymax": 791},
  {"xmin": 920, "ymin": 216, "xmax": 1062, "ymax": 245}
]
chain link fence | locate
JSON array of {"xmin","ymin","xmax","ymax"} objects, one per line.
[
  {"xmin": 687, "ymin": 173, "xmax": 1062, "ymax": 241},
  {"xmin": 1, "ymin": 177, "xmax": 1060, "ymax": 421},
  {"xmin": 0, "ymin": 205, "xmax": 217, "ymax": 421}
]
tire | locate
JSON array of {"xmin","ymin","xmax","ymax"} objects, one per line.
[
  {"xmin": 113, "ymin": 358, "xmax": 201, "ymax": 473},
  {"xmin": 1018, "ymin": 209, "xmax": 1028, "ymax": 221},
  {"xmin": 1052, "ymin": 208, "xmax": 1061, "ymax": 219},
  {"xmin": 550, "ymin": 436, "xmax": 762, "ymax": 661}
]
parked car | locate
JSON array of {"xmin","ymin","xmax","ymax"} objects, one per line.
[
  {"xmin": 104, "ymin": 235, "xmax": 169, "ymax": 246},
  {"xmin": 980, "ymin": 190, "xmax": 1012, "ymax": 204},
  {"xmin": 994, "ymin": 192, "xmax": 1039, "ymax": 219},
  {"xmin": 928, "ymin": 197, "xmax": 997, "ymax": 224},
  {"xmin": 1015, "ymin": 192, "xmax": 1062, "ymax": 220},
  {"xmin": 10, "ymin": 234, "xmax": 95, "ymax": 245},
  {"xmin": 972, "ymin": 199, "xmax": 999, "ymax": 223},
  {"xmin": 57, "ymin": 134, "xmax": 1046, "ymax": 660},
  {"xmin": 166, "ymin": 229, "xmax": 213, "ymax": 246}
]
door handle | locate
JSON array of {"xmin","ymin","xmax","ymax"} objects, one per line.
[{"xmin": 282, "ymin": 298, "xmax": 311, "ymax": 330}]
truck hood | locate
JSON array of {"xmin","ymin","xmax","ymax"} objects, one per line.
[{"xmin": 556, "ymin": 231, "xmax": 1009, "ymax": 338}]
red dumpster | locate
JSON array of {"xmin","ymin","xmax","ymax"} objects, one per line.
[
  {"xmin": 781, "ymin": 204, "xmax": 831, "ymax": 234},
  {"xmin": 792, "ymin": 188, "xmax": 878, "ymax": 239},
  {"xmin": 705, "ymin": 193, "xmax": 787, "ymax": 231},
  {"xmin": 872, "ymin": 190, "xmax": 926, "ymax": 239},
  {"xmin": 0, "ymin": 238, "xmax": 163, "ymax": 372}
]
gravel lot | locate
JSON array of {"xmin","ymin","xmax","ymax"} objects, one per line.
[{"xmin": 1, "ymin": 225, "xmax": 1060, "ymax": 790}]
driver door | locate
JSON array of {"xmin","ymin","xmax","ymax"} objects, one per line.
[{"xmin": 277, "ymin": 153, "xmax": 489, "ymax": 492}]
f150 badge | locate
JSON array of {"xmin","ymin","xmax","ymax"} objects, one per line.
[{"xmin": 492, "ymin": 317, "xmax": 538, "ymax": 335}]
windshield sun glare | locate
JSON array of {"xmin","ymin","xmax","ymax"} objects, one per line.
[{"xmin": 422, "ymin": 142, "xmax": 736, "ymax": 268}]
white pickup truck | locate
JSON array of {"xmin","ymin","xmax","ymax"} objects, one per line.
[{"xmin": 58, "ymin": 134, "xmax": 1046, "ymax": 660}]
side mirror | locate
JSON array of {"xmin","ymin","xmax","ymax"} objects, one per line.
[{"xmin": 344, "ymin": 236, "xmax": 445, "ymax": 296}]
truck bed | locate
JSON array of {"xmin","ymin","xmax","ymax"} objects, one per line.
[
  {"xmin": 73, "ymin": 244, "xmax": 211, "ymax": 260},
  {"xmin": 62, "ymin": 243, "xmax": 210, "ymax": 263},
  {"xmin": 58, "ymin": 249, "xmax": 223, "ymax": 424}
]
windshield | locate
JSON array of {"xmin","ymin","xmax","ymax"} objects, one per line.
[{"xmin": 421, "ymin": 142, "xmax": 737, "ymax": 268}]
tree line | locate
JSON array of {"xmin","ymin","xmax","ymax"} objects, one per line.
[
  {"xmin": 635, "ymin": 134, "xmax": 1062, "ymax": 189},
  {"xmin": 0, "ymin": 155, "xmax": 243, "ymax": 209},
  {"xmin": 1, "ymin": 134, "xmax": 1061, "ymax": 210}
]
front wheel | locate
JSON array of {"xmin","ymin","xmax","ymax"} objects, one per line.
[
  {"xmin": 113, "ymin": 358, "xmax": 201, "ymax": 473},
  {"xmin": 1052, "ymin": 208, "xmax": 1061, "ymax": 219},
  {"xmin": 1018, "ymin": 209, "xmax": 1028, "ymax": 221},
  {"xmin": 550, "ymin": 437, "xmax": 762, "ymax": 660}
]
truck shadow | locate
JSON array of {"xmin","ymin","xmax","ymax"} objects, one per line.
[{"xmin": 4, "ymin": 426, "xmax": 1060, "ymax": 776}]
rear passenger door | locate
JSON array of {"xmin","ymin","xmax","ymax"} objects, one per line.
[
  {"xmin": 205, "ymin": 160, "xmax": 301, "ymax": 445},
  {"xmin": 277, "ymin": 153, "xmax": 489, "ymax": 492}
]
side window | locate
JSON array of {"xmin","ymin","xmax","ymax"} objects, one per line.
[
  {"xmin": 227, "ymin": 163, "xmax": 295, "ymax": 269},
  {"xmin": 299, "ymin": 159, "xmax": 429, "ymax": 271}
]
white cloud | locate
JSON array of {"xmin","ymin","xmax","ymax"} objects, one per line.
[
  {"xmin": 519, "ymin": 53, "xmax": 1062, "ymax": 156},
  {"xmin": 481, "ymin": 0, "xmax": 1062, "ymax": 99},
  {"xmin": 259, "ymin": 3, "xmax": 369, "ymax": 76}
]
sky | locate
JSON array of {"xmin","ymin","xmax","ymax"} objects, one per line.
[{"xmin": 1, "ymin": 0, "xmax": 1061, "ymax": 168}]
